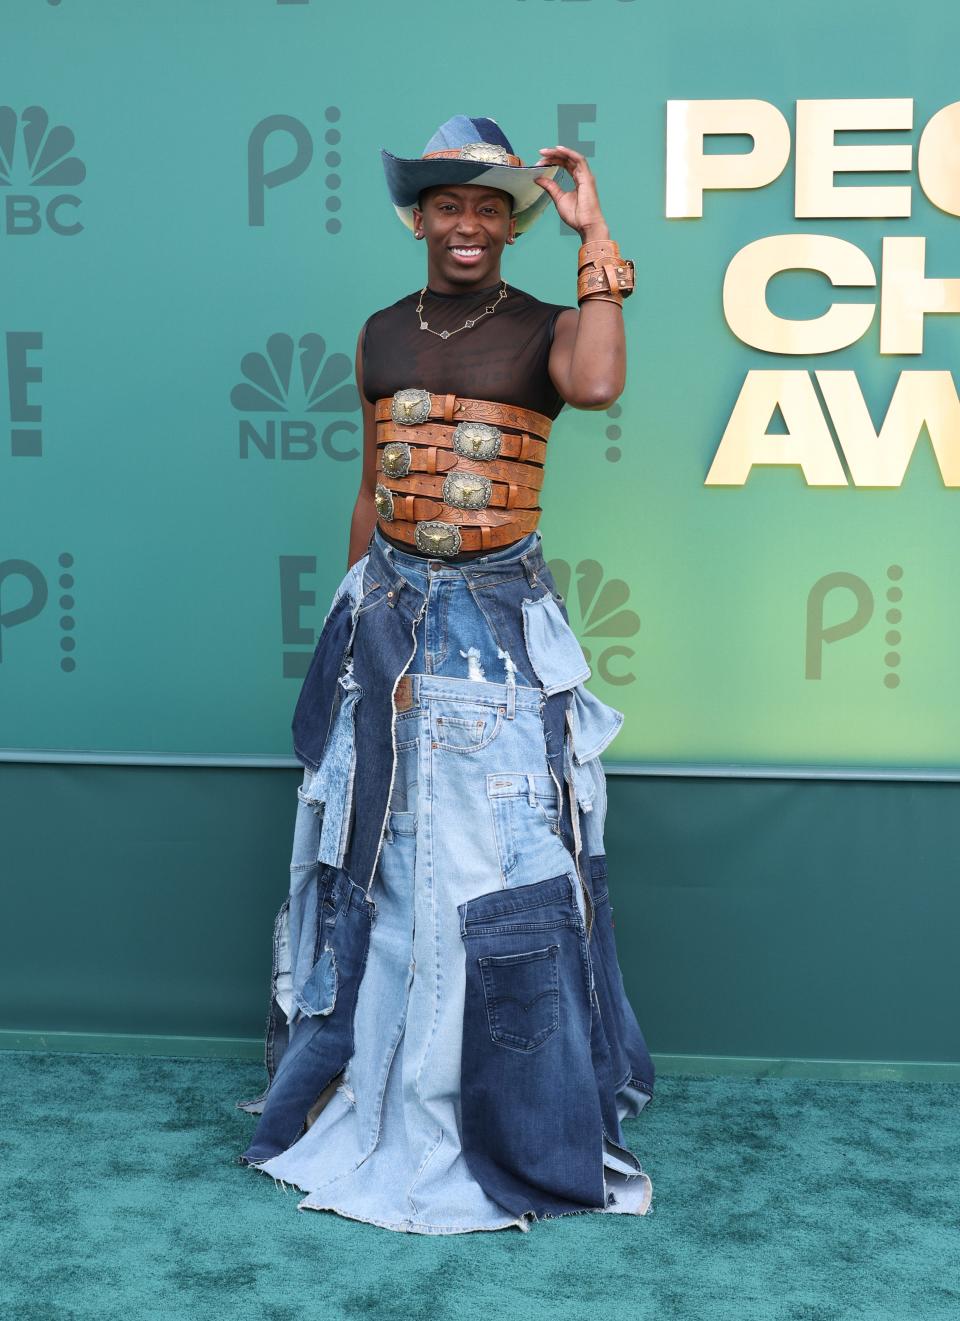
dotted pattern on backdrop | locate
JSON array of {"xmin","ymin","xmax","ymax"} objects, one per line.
[
  {"xmin": 324, "ymin": 106, "xmax": 342, "ymax": 235},
  {"xmin": 884, "ymin": 566, "xmax": 903, "ymax": 690},
  {"xmin": 58, "ymin": 553, "xmax": 76, "ymax": 673}
]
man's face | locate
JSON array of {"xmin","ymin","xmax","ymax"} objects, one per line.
[{"xmin": 412, "ymin": 184, "xmax": 516, "ymax": 284}]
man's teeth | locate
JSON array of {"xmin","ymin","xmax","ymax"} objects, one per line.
[{"xmin": 452, "ymin": 247, "xmax": 483, "ymax": 255}]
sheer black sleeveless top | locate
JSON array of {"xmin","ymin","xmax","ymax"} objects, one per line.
[{"xmin": 362, "ymin": 280, "xmax": 573, "ymax": 561}]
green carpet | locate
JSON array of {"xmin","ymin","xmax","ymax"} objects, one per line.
[{"xmin": 2, "ymin": 1051, "xmax": 957, "ymax": 1320}]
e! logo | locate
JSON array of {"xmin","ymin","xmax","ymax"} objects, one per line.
[
  {"xmin": 556, "ymin": 104, "xmax": 595, "ymax": 237},
  {"xmin": 805, "ymin": 565, "xmax": 903, "ymax": 688},
  {"xmin": 2, "ymin": 332, "xmax": 44, "ymax": 457},
  {"xmin": 279, "ymin": 556, "xmax": 317, "ymax": 678}
]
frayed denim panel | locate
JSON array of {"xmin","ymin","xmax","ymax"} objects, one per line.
[
  {"xmin": 458, "ymin": 871, "xmax": 611, "ymax": 1219},
  {"xmin": 287, "ymin": 800, "xmax": 324, "ymax": 1026},
  {"xmin": 300, "ymin": 664, "xmax": 363, "ymax": 870},
  {"xmin": 559, "ymin": 693, "xmax": 656, "ymax": 1103},
  {"xmin": 237, "ymin": 637, "xmax": 368, "ymax": 1118},
  {"xmin": 239, "ymin": 866, "xmax": 377, "ymax": 1166},
  {"xmin": 520, "ymin": 592, "xmax": 592, "ymax": 696},
  {"xmin": 588, "ymin": 852, "xmax": 656, "ymax": 1102},
  {"xmin": 345, "ymin": 565, "xmax": 425, "ymax": 897},
  {"xmin": 292, "ymin": 593, "xmax": 356, "ymax": 774},
  {"xmin": 235, "ymin": 896, "xmax": 295, "ymax": 1115},
  {"xmin": 291, "ymin": 557, "xmax": 367, "ymax": 775},
  {"xmin": 568, "ymin": 684, "xmax": 625, "ymax": 767}
]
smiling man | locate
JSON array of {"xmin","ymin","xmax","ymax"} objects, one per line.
[{"xmin": 238, "ymin": 114, "xmax": 650, "ymax": 1236}]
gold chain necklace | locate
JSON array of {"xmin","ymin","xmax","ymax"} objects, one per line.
[{"xmin": 416, "ymin": 281, "xmax": 508, "ymax": 340}]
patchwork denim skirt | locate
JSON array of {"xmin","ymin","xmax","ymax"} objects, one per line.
[{"xmin": 237, "ymin": 527, "xmax": 655, "ymax": 1234}]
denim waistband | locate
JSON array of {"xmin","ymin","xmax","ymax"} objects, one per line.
[
  {"xmin": 400, "ymin": 671, "xmax": 543, "ymax": 712},
  {"xmin": 327, "ymin": 863, "xmax": 376, "ymax": 915},
  {"xmin": 370, "ymin": 525, "xmax": 545, "ymax": 592},
  {"xmin": 458, "ymin": 869, "xmax": 578, "ymax": 934}
]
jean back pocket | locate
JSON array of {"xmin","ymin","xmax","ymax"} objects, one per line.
[{"xmin": 479, "ymin": 944, "xmax": 560, "ymax": 1052}]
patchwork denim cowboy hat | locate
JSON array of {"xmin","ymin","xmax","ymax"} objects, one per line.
[{"xmin": 380, "ymin": 114, "xmax": 565, "ymax": 236}]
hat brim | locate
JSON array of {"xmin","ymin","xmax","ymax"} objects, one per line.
[{"xmin": 380, "ymin": 150, "xmax": 567, "ymax": 235}]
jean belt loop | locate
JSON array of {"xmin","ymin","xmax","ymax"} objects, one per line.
[
  {"xmin": 520, "ymin": 550, "xmax": 539, "ymax": 588},
  {"xmin": 506, "ymin": 676, "xmax": 516, "ymax": 721},
  {"xmin": 526, "ymin": 772, "xmax": 536, "ymax": 806}
]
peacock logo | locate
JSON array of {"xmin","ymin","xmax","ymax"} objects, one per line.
[
  {"xmin": 0, "ymin": 106, "xmax": 85, "ymax": 235},
  {"xmin": 230, "ymin": 333, "xmax": 360, "ymax": 462},
  {"xmin": 546, "ymin": 558, "xmax": 641, "ymax": 686}
]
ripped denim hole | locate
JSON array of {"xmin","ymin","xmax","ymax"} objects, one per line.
[
  {"xmin": 497, "ymin": 646, "xmax": 518, "ymax": 688},
  {"xmin": 460, "ymin": 646, "xmax": 485, "ymax": 681}
]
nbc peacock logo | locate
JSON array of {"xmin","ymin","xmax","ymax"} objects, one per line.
[
  {"xmin": 230, "ymin": 333, "xmax": 360, "ymax": 462},
  {"xmin": 0, "ymin": 106, "xmax": 85, "ymax": 236},
  {"xmin": 546, "ymin": 558, "xmax": 641, "ymax": 686}
]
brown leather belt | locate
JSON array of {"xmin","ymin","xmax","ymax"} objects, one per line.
[
  {"xmin": 384, "ymin": 473, "xmax": 540, "ymax": 509},
  {"xmin": 373, "ymin": 387, "xmax": 553, "ymax": 557},
  {"xmin": 379, "ymin": 498, "xmax": 542, "ymax": 528},
  {"xmin": 374, "ymin": 392, "xmax": 553, "ymax": 443},
  {"xmin": 377, "ymin": 421, "xmax": 547, "ymax": 467},
  {"xmin": 383, "ymin": 508, "xmax": 542, "ymax": 553},
  {"xmin": 377, "ymin": 442, "xmax": 545, "ymax": 492}
]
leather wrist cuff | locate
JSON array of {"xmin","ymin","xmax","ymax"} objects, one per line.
[
  {"xmin": 576, "ymin": 237, "xmax": 635, "ymax": 305},
  {"xmin": 577, "ymin": 257, "xmax": 635, "ymax": 303},
  {"xmin": 577, "ymin": 238, "xmax": 621, "ymax": 270}
]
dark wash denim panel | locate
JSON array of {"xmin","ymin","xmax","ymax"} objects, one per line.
[
  {"xmin": 291, "ymin": 592, "xmax": 356, "ymax": 774},
  {"xmin": 240, "ymin": 865, "xmax": 376, "ymax": 1166},
  {"xmin": 587, "ymin": 853, "xmax": 655, "ymax": 1099},
  {"xmin": 458, "ymin": 871, "xmax": 611, "ymax": 1218},
  {"xmin": 234, "ymin": 895, "xmax": 294, "ymax": 1118}
]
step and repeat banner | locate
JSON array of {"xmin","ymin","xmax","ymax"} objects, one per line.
[{"xmin": 3, "ymin": 0, "xmax": 960, "ymax": 770}]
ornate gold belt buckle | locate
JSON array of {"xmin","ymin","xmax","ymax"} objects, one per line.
[
  {"xmin": 452, "ymin": 421, "xmax": 502, "ymax": 460},
  {"xmin": 391, "ymin": 388, "xmax": 432, "ymax": 425},
  {"xmin": 381, "ymin": 441, "xmax": 411, "ymax": 478},
  {"xmin": 374, "ymin": 483, "xmax": 395, "ymax": 520},
  {"xmin": 414, "ymin": 520, "xmax": 462, "ymax": 556},
  {"xmin": 443, "ymin": 471, "xmax": 492, "ymax": 511}
]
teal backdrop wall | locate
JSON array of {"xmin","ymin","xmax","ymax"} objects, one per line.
[{"xmin": 2, "ymin": 0, "xmax": 959, "ymax": 1069}]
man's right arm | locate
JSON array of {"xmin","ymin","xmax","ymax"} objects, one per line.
[{"xmin": 347, "ymin": 320, "xmax": 378, "ymax": 569}]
